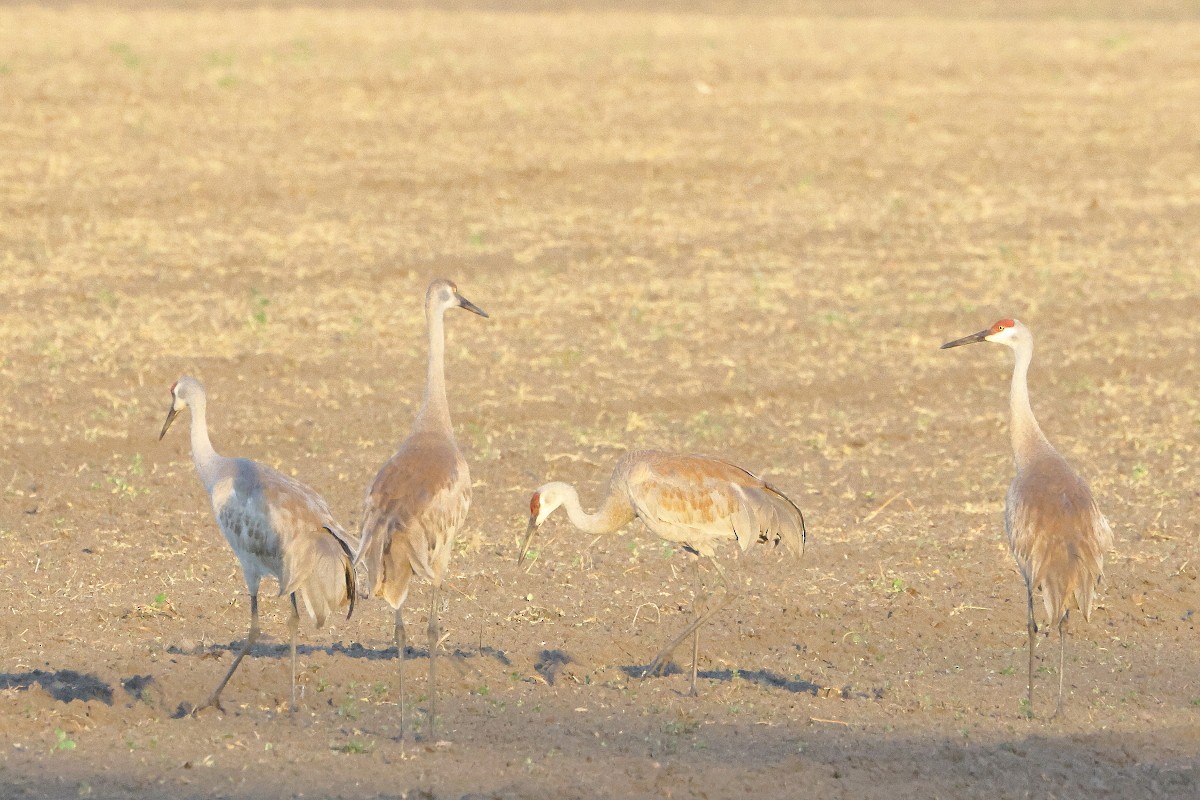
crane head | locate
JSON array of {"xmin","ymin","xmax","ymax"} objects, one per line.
[
  {"xmin": 159, "ymin": 380, "xmax": 185, "ymax": 440},
  {"xmin": 518, "ymin": 484, "xmax": 566, "ymax": 565},
  {"xmin": 428, "ymin": 277, "xmax": 489, "ymax": 319},
  {"xmin": 159, "ymin": 376, "xmax": 202, "ymax": 440},
  {"xmin": 940, "ymin": 318, "xmax": 1021, "ymax": 350}
]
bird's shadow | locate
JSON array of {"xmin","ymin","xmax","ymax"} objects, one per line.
[
  {"xmin": 618, "ymin": 663, "xmax": 878, "ymax": 698},
  {"xmin": 535, "ymin": 649, "xmax": 572, "ymax": 685},
  {"xmin": 0, "ymin": 669, "xmax": 114, "ymax": 704},
  {"xmin": 166, "ymin": 640, "xmax": 511, "ymax": 666}
]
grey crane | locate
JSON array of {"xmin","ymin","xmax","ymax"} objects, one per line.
[
  {"xmin": 159, "ymin": 376, "xmax": 357, "ymax": 714},
  {"xmin": 355, "ymin": 278, "xmax": 487, "ymax": 740},
  {"xmin": 519, "ymin": 449, "xmax": 806, "ymax": 696},
  {"xmin": 942, "ymin": 318, "xmax": 1113, "ymax": 718}
]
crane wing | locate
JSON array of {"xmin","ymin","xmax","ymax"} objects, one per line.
[
  {"xmin": 357, "ymin": 432, "xmax": 471, "ymax": 607},
  {"xmin": 1006, "ymin": 460, "xmax": 1111, "ymax": 623},
  {"xmin": 624, "ymin": 452, "xmax": 806, "ymax": 559}
]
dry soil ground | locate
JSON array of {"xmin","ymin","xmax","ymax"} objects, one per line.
[{"xmin": 1, "ymin": 2, "xmax": 1198, "ymax": 798}]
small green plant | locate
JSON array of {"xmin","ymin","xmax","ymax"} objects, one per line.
[
  {"xmin": 999, "ymin": 665, "xmax": 1016, "ymax": 676},
  {"xmin": 662, "ymin": 718, "xmax": 699, "ymax": 736},
  {"xmin": 336, "ymin": 739, "xmax": 371, "ymax": 754},
  {"xmin": 690, "ymin": 410, "xmax": 724, "ymax": 441},
  {"xmin": 110, "ymin": 43, "xmax": 141, "ymax": 70},
  {"xmin": 52, "ymin": 728, "xmax": 76, "ymax": 752},
  {"xmin": 106, "ymin": 475, "xmax": 138, "ymax": 497},
  {"xmin": 1018, "ymin": 697, "xmax": 1033, "ymax": 719},
  {"xmin": 336, "ymin": 697, "xmax": 359, "ymax": 720},
  {"xmin": 1131, "ymin": 464, "xmax": 1149, "ymax": 482},
  {"xmin": 249, "ymin": 289, "xmax": 270, "ymax": 326},
  {"xmin": 152, "ymin": 592, "xmax": 169, "ymax": 608}
]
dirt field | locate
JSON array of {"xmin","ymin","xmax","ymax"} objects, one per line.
[{"xmin": 1, "ymin": 2, "xmax": 1198, "ymax": 798}]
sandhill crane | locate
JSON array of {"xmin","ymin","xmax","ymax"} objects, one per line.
[
  {"xmin": 158, "ymin": 376, "xmax": 357, "ymax": 714},
  {"xmin": 518, "ymin": 449, "xmax": 806, "ymax": 696},
  {"xmin": 356, "ymin": 278, "xmax": 487, "ymax": 740},
  {"xmin": 942, "ymin": 318, "xmax": 1113, "ymax": 718}
]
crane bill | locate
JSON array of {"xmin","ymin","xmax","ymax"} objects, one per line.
[
  {"xmin": 458, "ymin": 295, "xmax": 489, "ymax": 318},
  {"xmin": 159, "ymin": 405, "xmax": 181, "ymax": 440},
  {"xmin": 517, "ymin": 517, "xmax": 539, "ymax": 565},
  {"xmin": 940, "ymin": 329, "xmax": 990, "ymax": 349}
]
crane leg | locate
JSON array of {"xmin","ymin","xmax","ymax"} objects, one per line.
[
  {"xmin": 427, "ymin": 584, "xmax": 441, "ymax": 740},
  {"xmin": 1052, "ymin": 610, "xmax": 1069, "ymax": 720},
  {"xmin": 643, "ymin": 558, "xmax": 736, "ymax": 695},
  {"xmin": 287, "ymin": 593, "xmax": 300, "ymax": 713},
  {"xmin": 689, "ymin": 628, "xmax": 700, "ymax": 697},
  {"xmin": 195, "ymin": 593, "xmax": 261, "ymax": 715},
  {"xmin": 1024, "ymin": 588, "xmax": 1036, "ymax": 718},
  {"xmin": 689, "ymin": 561, "xmax": 704, "ymax": 697},
  {"xmin": 394, "ymin": 606, "xmax": 407, "ymax": 740}
]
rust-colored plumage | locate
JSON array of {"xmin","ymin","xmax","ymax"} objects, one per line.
[
  {"xmin": 159, "ymin": 376, "xmax": 356, "ymax": 714},
  {"xmin": 355, "ymin": 278, "xmax": 487, "ymax": 740},
  {"xmin": 520, "ymin": 449, "xmax": 806, "ymax": 695},
  {"xmin": 943, "ymin": 319, "xmax": 1112, "ymax": 718},
  {"xmin": 358, "ymin": 432, "xmax": 470, "ymax": 610}
]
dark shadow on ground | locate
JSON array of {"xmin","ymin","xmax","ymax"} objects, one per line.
[
  {"xmin": 534, "ymin": 649, "xmax": 571, "ymax": 685},
  {"xmin": 618, "ymin": 663, "xmax": 878, "ymax": 698},
  {"xmin": 0, "ymin": 669, "xmax": 114, "ymax": 704},
  {"xmin": 166, "ymin": 640, "xmax": 511, "ymax": 665}
]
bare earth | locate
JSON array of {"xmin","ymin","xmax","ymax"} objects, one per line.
[{"xmin": 1, "ymin": 2, "xmax": 1198, "ymax": 798}]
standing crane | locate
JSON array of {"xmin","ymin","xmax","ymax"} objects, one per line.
[
  {"xmin": 518, "ymin": 449, "xmax": 806, "ymax": 696},
  {"xmin": 356, "ymin": 278, "xmax": 487, "ymax": 740},
  {"xmin": 942, "ymin": 318, "xmax": 1113, "ymax": 718},
  {"xmin": 158, "ymin": 376, "xmax": 357, "ymax": 714}
]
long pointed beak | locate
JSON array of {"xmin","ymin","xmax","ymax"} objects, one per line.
[
  {"xmin": 517, "ymin": 517, "xmax": 539, "ymax": 565},
  {"xmin": 159, "ymin": 405, "xmax": 181, "ymax": 440},
  {"xmin": 940, "ymin": 329, "xmax": 990, "ymax": 350},
  {"xmin": 457, "ymin": 294, "xmax": 489, "ymax": 318}
]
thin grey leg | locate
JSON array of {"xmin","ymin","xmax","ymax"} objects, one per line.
[
  {"xmin": 394, "ymin": 606, "xmax": 407, "ymax": 740},
  {"xmin": 1052, "ymin": 610, "xmax": 1069, "ymax": 720},
  {"xmin": 195, "ymin": 593, "xmax": 260, "ymax": 715},
  {"xmin": 1025, "ymin": 588, "xmax": 1036, "ymax": 717},
  {"xmin": 287, "ymin": 593, "xmax": 299, "ymax": 713},
  {"xmin": 643, "ymin": 558, "xmax": 735, "ymax": 696},
  {"xmin": 427, "ymin": 584, "xmax": 441, "ymax": 740}
]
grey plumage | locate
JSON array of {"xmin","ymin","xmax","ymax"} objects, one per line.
[{"xmin": 160, "ymin": 376, "xmax": 356, "ymax": 714}]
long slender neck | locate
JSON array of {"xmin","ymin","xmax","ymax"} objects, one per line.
[
  {"xmin": 555, "ymin": 482, "xmax": 635, "ymax": 535},
  {"xmin": 1008, "ymin": 337, "xmax": 1050, "ymax": 466},
  {"xmin": 414, "ymin": 304, "xmax": 451, "ymax": 433},
  {"xmin": 187, "ymin": 397, "xmax": 221, "ymax": 490}
]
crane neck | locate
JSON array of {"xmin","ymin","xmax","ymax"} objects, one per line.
[
  {"xmin": 1008, "ymin": 337, "xmax": 1051, "ymax": 467},
  {"xmin": 414, "ymin": 303, "xmax": 452, "ymax": 434},
  {"xmin": 553, "ymin": 482, "xmax": 636, "ymax": 536},
  {"xmin": 186, "ymin": 396, "xmax": 221, "ymax": 491}
]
